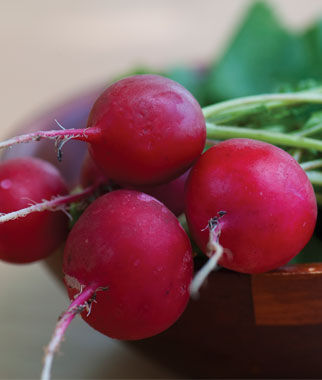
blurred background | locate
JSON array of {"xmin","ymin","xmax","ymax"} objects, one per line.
[{"xmin": 1, "ymin": 0, "xmax": 322, "ymax": 378}]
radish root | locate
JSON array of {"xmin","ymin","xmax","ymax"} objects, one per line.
[
  {"xmin": 0, "ymin": 184, "xmax": 99, "ymax": 224},
  {"xmin": 189, "ymin": 212, "xmax": 226, "ymax": 299},
  {"xmin": 41, "ymin": 283, "xmax": 106, "ymax": 380}
]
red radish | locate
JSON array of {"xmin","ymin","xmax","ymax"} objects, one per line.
[
  {"xmin": 80, "ymin": 151, "xmax": 109, "ymax": 188},
  {"xmin": 80, "ymin": 151, "xmax": 190, "ymax": 216},
  {"xmin": 0, "ymin": 157, "xmax": 69, "ymax": 263},
  {"xmin": 86, "ymin": 75, "xmax": 205, "ymax": 185},
  {"xmin": 64, "ymin": 190, "xmax": 193, "ymax": 339},
  {"xmin": 185, "ymin": 139, "xmax": 317, "ymax": 293},
  {"xmin": 42, "ymin": 190, "xmax": 193, "ymax": 379},
  {"xmin": 0, "ymin": 75, "xmax": 206, "ymax": 186},
  {"xmin": 135, "ymin": 169, "xmax": 190, "ymax": 216}
]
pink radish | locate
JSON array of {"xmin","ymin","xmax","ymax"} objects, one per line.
[
  {"xmin": 42, "ymin": 189, "xmax": 193, "ymax": 379},
  {"xmin": 80, "ymin": 151, "xmax": 110, "ymax": 188},
  {"xmin": 0, "ymin": 157, "xmax": 69, "ymax": 263},
  {"xmin": 134, "ymin": 169, "xmax": 190, "ymax": 216},
  {"xmin": 0, "ymin": 75, "xmax": 206, "ymax": 186},
  {"xmin": 80, "ymin": 151, "xmax": 190, "ymax": 216},
  {"xmin": 185, "ymin": 138, "xmax": 317, "ymax": 295}
]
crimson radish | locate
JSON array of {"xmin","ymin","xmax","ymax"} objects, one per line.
[
  {"xmin": 80, "ymin": 151, "xmax": 190, "ymax": 216},
  {"xmin": 185, "ymin": 138, "xmax": 317, "ymax": 295},
  {"xmin": 0, "ymin": 157, "xmax": 69, "ymax": 263},
  {"xmin": 80, "ymin": 151, "xmax": 108, "ymax": 188},
  {"xmin": 0, "ymin": 75, "xmax": 206, "ymax": 186},
  {"xmin": 134, "ymin": 169, "xmax": 190, "ymax": 216},
  {"xmin": 42, "ymin": 189, "xmax": 193, "ymax": 379}
]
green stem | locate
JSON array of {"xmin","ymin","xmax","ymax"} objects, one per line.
[
  {"xmin": 178, "ymin": 214, "xmax": 189, "ymax": 234},
  {"xmin": 202, "ymin": 90, "xmax": 322, "ymax": 196},
  {"xmin": 291, "ymin": 149, "xmax": 303, "ymax": 162},
  {"xmin": 305, "ymin": 171, "xmax": 322, "ymax": 186},
  {"xmin": 315, "ymin": 194, "xmax": 322, "ymax": 207},
  {"xmin": 301, "ymin": 159, "xmax": 322, "ymax": 171},
  {"xmin": 294, "ymin": 123, "xmax": 322, "ymax": 137},
  {"xmin": 206, "ymin": 123, "xmax": 322, "ymax": 152},
  {"xmin": 202, "ymin": 91, "xmax": 322, "ymax": 121}
]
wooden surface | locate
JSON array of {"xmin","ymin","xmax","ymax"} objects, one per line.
[
  {"xmin": 132, "ymin": 266, "xmax": 322, "ymax": 378},
  {"xmin": 1, "ymin": 1, "xmax": 322, "ymax": 379},
  {"xmin": 252, "ymin": 264, "xmax": 322, "ymax": 326}
]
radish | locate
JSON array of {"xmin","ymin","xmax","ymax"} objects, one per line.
[
  {"xmin": 0, "ymin": 75, "xmax": 206, "ymax": 186},
  {"xmin": 80, "ymin": 151, "xmax": 190, "ymax": 216},
  {"xmin": 185, "ymin": 138, "xmax": 317, "ymax": 295},
  {"xmin": 80, "ymin": 151, "xmax": 108, "ymax": 188},
  {"xmin": 0, "ymin": 157, "xmax": 69, "ymax": 263},
  {"xmin": 42, "ymin": 189, "xmax": 193, "ymax": 379},
  {"xmin": 134, "ymin": 169, "xmax": 190, "ymax": 216}
]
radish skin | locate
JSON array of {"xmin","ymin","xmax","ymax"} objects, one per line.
[
  {"xmin": 0, "ymin": 157, "xmax": 69, "ymax": 263},
  {"xmin": 185, "ymin": 138, "xmax": 317, "ymax": 276}
]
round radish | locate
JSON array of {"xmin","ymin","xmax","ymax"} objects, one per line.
[
  {"xmin": 0, "ymin": 157, "xmax": 69, "ymax": 263},
  {"xmin": 80, "ymin": 151, "xmax": 108, "ymax": 188},
  {"xmin": 80, "ymin": 151, "xmax": 190, "ymax": 216},
  {"xmin": 87, "ymin": 74, "xmax": 206, "ymax": 185},
  {"xmin": 63, "ymin": 189, "xmax": 193, "ymax": 340},
  {"xmin": 185, "ymin": 138, "xmax": 317, "ymax": 275},
  {"xmin": 0, "ymin": 75, "xmax": 206, "ymax": 187},
  {"xmin": 134, "ymin": 169, "xmax": 190, "ymax": 216}
]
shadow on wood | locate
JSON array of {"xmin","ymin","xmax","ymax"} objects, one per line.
[{"xmin": 131, "ymin": 264, "xmax": 322, "ymax": 378}]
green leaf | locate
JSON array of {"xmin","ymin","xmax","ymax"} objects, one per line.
[
  {"xmin": 206, "ymin": 2, "xmax": 316, "ymax": 102},
  {"xmin": 301, "ymin": 20, "xmax": 322, "ymax": 79},
  {"xmin": 289, "ymin": 236, "xmax": 322, "ymax": 264}
]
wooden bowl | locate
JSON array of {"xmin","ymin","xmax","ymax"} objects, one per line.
[{"xmin": 3, "ymin": 87, "xmax": 322, "ymax": 379}]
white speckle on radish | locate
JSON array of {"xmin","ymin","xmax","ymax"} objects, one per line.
[
  {"xmin": 136, "ymin": 193, "xmax": 153, "ymax": 202},
  {"xmin": 153, "ymin": 265, "xmax": 164, "ymax": 274},
  {"xmin": 0, "ymin": 179, "xmax": 12, "ymax": 189},
  {"xmin": 223, "ymin": 248, "xmax": 233, "ymax": 262},
  {"xmin": 64, "ymin": 274, "xmax": 82, "ymax": 291},
  {"xmin": 180, "ymin": 285, "xmax": 187, "ymax": 296}
]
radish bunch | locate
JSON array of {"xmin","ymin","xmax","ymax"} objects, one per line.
[{"xmin": 0, "ymin": 74, "xmax": 319, "ymax": 379}]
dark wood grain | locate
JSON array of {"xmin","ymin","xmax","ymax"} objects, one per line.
[
  {"xmin": 131, "ymin": 266, "xmax": 322, "ymax": 378},
  {"xmin": 252, "ymin": 263, "xmax": 322, "ymax": 326}
]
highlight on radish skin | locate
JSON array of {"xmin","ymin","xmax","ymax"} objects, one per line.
[
  {"xmin": 0, "ymin": 75, "xmax": 206, "ymax": 187},
  {"xmin": 42, "ymin": 190, "xmax": 193, "ymax": 379},
  {"xmin": 186, "ymin": 138, "xmax": 317, "ymax": 294},
  {"xmin": 0, "ymin": 157, "xmax": 70, "ymax": 263}
]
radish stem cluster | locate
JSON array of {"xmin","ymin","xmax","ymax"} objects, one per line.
[{"xmin": 0, "ymin": 75, "xmax": 320, "ymax": 380}]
